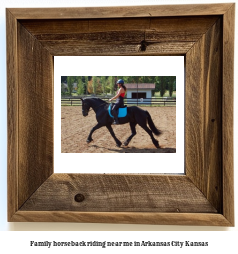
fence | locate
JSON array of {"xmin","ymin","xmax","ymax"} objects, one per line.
[{"xmin": 61, "ymin": 96, "xmax": 176, "ymax": 106}]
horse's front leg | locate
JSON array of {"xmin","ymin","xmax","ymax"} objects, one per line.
[
  {"xmin": 106, "ymin": 125, "xmax": 122, "ymax": 147},
  {"xmin": 124, "ymin": 122, "xmax": 137, "ymax": 146},
  {"xmin": 86, "ymin": 123, "xmax": 103, "ymax": 143}
]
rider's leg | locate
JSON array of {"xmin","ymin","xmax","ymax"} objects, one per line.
[{"xmin": 111, "ymin": 104, "xmax": 120, "ymax": 125}]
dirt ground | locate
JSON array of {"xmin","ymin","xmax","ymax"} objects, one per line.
[{"xmin": 61, "ymin": 106, "xmax": 176, "ymax": 153}]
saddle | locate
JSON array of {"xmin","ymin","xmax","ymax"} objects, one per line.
[{"xmin": 108, "ymin": 104, "xmax": 127, "ymax": 118}]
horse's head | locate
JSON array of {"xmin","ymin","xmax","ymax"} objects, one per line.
[{"xmin": 80, "ymin": 98, "xmax": 90, "ymax": 116}]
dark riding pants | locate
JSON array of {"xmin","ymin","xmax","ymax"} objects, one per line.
[
  {"xmin": 112, "ymin": 97, "xmax": 124, "ymax": 123},
  {"xmin": 112, "ymin": 96, "xmax": 124, "ymax": 112}
]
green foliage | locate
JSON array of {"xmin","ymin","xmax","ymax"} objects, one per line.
[
  {"xmin": 173, "ymin": 79, "xmax": 176, "ymax": 91},
  {"xmin": 62, "ymin": 76, "xmax": 176, "ymax": 96},
  {"xmin": 66, "ymin": 76, "xmax": 74, "ymax": 95},
  {"xmin": 108, "ymin": 76, "xmax": 115, "ymax": 95},
  {"xmin": 100, "ymin": 76, "xmax": 107, "ymax": 95},
  {"xmin": 84, "ymin": 76, "xmax": 88, "ymax": 94},
  {"xmin": 159, "ymin": 76, "xmax": 166, "ymax": 97},
  {"xmin": 76, "ymin": 77, "xmax": 84, "ymax": 95},
  {"xmin": 61, "ymin": 83, "xmax": 66, "ymax": 95},
  {"xmin": 92, "ymin": 76, "xmax": 97, "ymax": 94},
  {"xmin": 152, "ymin": 81, "xmax": 159, "ymax": 96},
  {"xmin": 168, "ymin": 76, "xmax": 176, "ymax": 97}
]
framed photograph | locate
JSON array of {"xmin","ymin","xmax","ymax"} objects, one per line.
[
  {"xmin": 55, "ymin": 56, "xmax": 184, "ymax": 174},
  {"xmin": 7, "ymin": 3, "xmax": 234, "ymax": 225}
]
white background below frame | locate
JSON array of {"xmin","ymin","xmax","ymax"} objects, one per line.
[{"xmin": 54, "ymin": 56, "xmax": 184, "ymax": 174}]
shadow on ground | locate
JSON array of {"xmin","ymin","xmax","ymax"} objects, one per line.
[{"xmin": 89, "ymin": 144, "xmax": 176, "ymax": 153}]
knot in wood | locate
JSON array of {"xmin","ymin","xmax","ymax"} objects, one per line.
[
  {"xmin": 139, "ymin": 40, "xmax": 147, "ymax": 52},
  {"xmin": 74, "ymin": 193, "xmax": 85, "ymax": 202}
]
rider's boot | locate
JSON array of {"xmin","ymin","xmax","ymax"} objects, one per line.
[{"xmin": 112, "ymin": 110, "xmax": 119, "ymax": 125}]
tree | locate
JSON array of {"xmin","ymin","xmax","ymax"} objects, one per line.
[
  {"xmin": 100, "ymin": 76, "xmax": 107, "ymax": 95},
  {"xmin": 173, "ymin": 77, "xmax": 176, "ymax": 91},
  {"xmin": 66, "ymin": 76, "xmax": 75, "ymax": 95},
  {"xmin": 92, "ymin": 76, "xmax": 97, "ymax": 95},
  {"xmin": 61, "ymin": 82, "xmax": 66, "ymax": 95},
  {"xmin": 152, "ymin": 76, "xmax": 160, "ymax": 96},
  {"xmin": 81, "ymin": 76, "xmax": 89, "ymax": 94},
  {"xmin": 128, "ymin": 76, "xmax": 138, "ymax": 83},
  {"xmin": 61, "ymin": 76, "xmax": 67, "ymax": 83},
  {"xmin": 160, "ymin": 76, "xmax": 166, "ymax": 97},
  {"xmin": 140, "ymin": 76, "xmax": 155, "ymax": 83},
  {"xmin": 168, "ymin": 76, "xmax": 175, "ymax": 97},
  {"xmin": 108, "ymin": 76, "xmax": 115, "ymax": 94},
  {"xmin": 76, "ymin": 76, "xmax": 84, "ymax": 95},
  {"xmin": 96, "ymin": 77, "xmax": 103, "ymax": 94}
]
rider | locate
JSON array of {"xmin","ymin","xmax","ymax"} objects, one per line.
[{"xmin": 109, "ymin": 79, "xmax": 127, "ymax": 125}]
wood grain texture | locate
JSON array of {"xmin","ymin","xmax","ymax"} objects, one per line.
[
  {"xmin": 11, "ymin": 211, "xmax": 232, "ymax": 226},
  {"xmin": 222, "ymin": 4, "xmax": 235, "ymax": 226},
  {"xmin": 7, "ymin": 9, "xmax": 18, "ymax": 221},
  {"xmin": 6, "ymin": 4, "xmax": 234, "ymax": 225},
  {"xmin": 19, "ymin": 17, "xmax": 218, "ymax": 56},
  {"xmin": 17, "ymin": 23, "xmax": 54, "ymax": 208},
  {"xmin": 8, "ymin": 4, "xmax": 233, "ymax": 19},
  {"xmin": 20, "ymin": 174, "xmax": 217, "ymax": 213},
  {"xmin": 186, "ymin": 18, "xmax": 222, "ymax": 212},
  {"xmin": 37, "ymin": 41, "xmax": 193, "ymax": 56},
  {"xmin": 20, "ymin": 16, "xmax": 218, "ymax": 34}
]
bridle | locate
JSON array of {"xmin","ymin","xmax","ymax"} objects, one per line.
[{"xmin": 81, "ymin": 99, "xmax": 109, "ymax": 114}]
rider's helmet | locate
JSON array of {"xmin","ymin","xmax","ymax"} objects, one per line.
[{"xmin": 116, "ymin": 79, "xmax": 124, "ymax": 84}]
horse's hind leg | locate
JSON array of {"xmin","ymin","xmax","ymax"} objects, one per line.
[
  {"xmin": 106, "ymin": 125, "xmax": 122, "ymax": 147},
  {"xmin": 139, "ymin": 124, "xmax": 160, "ymax": 148},
  {"xmin": 86, "ymin": 123, "xmax": 102, "ymax": 143},
  {"xmin": 124, "ymin": 122, "xmax": 137, "ymax": 146}
]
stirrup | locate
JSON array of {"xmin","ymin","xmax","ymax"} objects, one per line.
[{"xmin": 112, "ymin": 118, "xmax": 119, "ymax": 125}]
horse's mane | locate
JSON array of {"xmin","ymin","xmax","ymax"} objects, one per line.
[{"xmin": 85, "ymin": 97, "xmax": 108, "ymax": 104}]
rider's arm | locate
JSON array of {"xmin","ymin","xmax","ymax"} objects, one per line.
[{"xmin": 109, "ymin": 88, "xmax": 122, "ymax": 101}]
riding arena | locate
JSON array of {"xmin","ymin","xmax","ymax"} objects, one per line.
[{"xmin": 61, "ymin": 99, "xmax": 176, "ymax": 153}]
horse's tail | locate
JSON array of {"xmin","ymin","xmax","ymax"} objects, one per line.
[{"xmin": 146, "ymin": 111, "xmax": 162, "ymax": 136}]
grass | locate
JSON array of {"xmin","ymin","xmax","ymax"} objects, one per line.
[{"xmin": 154, "ymin": 91, "xmax": 176, "ymax": 98}]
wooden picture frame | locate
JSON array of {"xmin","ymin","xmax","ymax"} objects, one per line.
[{"xmin": 7, "ymin": 3, "xmax": 234, "ymax": 226}]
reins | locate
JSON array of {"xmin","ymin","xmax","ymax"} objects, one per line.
[{"xmin": 84, "ymin": 99, "xmax": 110, "ymax": 112}]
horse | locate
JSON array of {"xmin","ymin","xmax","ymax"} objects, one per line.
[{"xmin": 80, "ymin": 97, "xmax": 162, "ymax": 148}]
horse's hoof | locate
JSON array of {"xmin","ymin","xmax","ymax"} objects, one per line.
[
  {"xmin": 154, "ymin": 141, "xmax": 160, "ymax": 148},
  {"xmin": 155, "ymin": 143, "xmax": 160, "ymax": 148},
  {"xmin": 116, "ymin": 141, "xmax": 122, "ymax": 147},
  {"xmin": 86, "ymin": 139, "xmax": 93, "ymax": 143},
  {"xmin": 124, "ymin": 141, "xmax": 129, "ymax": 146}
]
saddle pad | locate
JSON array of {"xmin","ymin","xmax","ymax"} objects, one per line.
[{"xmin": 108, "ymin": 105, "xmax": 127, "ymax": 118}]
